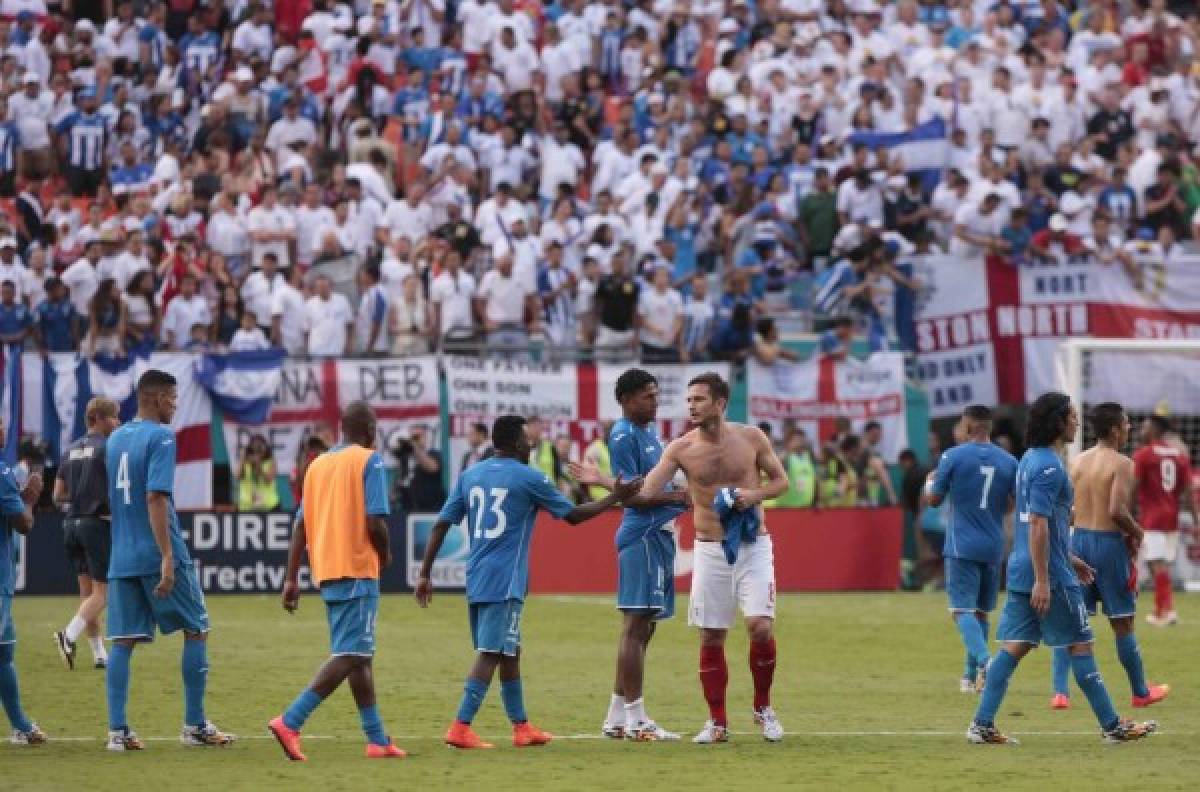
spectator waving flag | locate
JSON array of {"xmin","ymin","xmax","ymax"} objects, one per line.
[
  {"xmin": 847, "ymin": 119, "xmax": 950, "ymax": 192},
  {"xmin": 194, "ymin": 349, "xmax": 286, "ymax": 424}
]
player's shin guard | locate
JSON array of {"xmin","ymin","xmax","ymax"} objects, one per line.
[
  {"xmin": 749, "ymin": 639, "xmax": 776, "ymax": 711},
  {"xmin": 456, "ymin": 677, "xmax": 489, "ymax": 725},
  {"xmin": 106, "ymin": 643, "xmax": 133, "ymax": 731},
  {"xmin": 1153, "ymin": 570, "xmax": 1172, "ymax": 617},
  {"xmin": 954, "ymin": 612, "xmax": 989, "ymax": 670},
  {"xmin": 358, "ymin": 705, "xmax": 388, "ymax": 746},
  {"xmin": 283, "ymin": 689, "xmax": 324, "ymax": 731},
  {"xmin": 698, "ymin": 645, "xmax": 728, "ymax": 727},
  {"xmin": 500, "ymin": 679, "xmax": 527, "ymax": 724},
  {"xmin": 1051, "ymin": 647, "xmax": 1070, "ymax": 696},
  {"xmin": 1070, "ymin": 652, "xmax": 1120, "ymax": 731},
  {"xmin": 973, "ymin": 649, "xmax": 1018, "ymax": 726},
  {"xmin": 0, "ymin": 642, "xmax": 32, "ymax": 732},
  {"xmin": 182, "ymin": 639, "xmax": 208, "ymax": 727},
  {"xmin": 1115, "ymin": 634, "xmax": 1150, "ymax": 699}
]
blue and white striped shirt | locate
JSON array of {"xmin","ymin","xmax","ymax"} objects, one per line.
[
  {"xmin": 0, "ymin": 122, "xmax": 20, "ymax": 173},
  {"xmin": 538, "ymin": 264, "xmax": 574, "ymax": 331},
  {"xmin": 55, "ymin": 112, "xmax": 107, "ymax": 170}
]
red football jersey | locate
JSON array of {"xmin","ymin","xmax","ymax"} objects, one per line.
[{"xmin": 1133, "ymin": 442, "xmax": 1192, "ymax": 532}]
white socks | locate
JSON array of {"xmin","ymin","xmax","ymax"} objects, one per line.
[
  {"xmin": 65, "ymin": 615, "xmax": 87, "ymax": 643},
  {"xmin": 624, "ymin": 697, "xmax": 647, "ymax": 729},
  {"xmin": 90, "ymin": 636, "xmax": 107, "ymax": 662},
  {"xmin": 605, "ymin": 694, "xmax": 625, "ymax": 726}
]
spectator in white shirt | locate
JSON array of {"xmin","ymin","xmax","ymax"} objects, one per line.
[
  {"xmin": 429, "ymin": 249, "xmax": 477, "ymax": 344},
  {"xmin": 229, "ymin": 309, "xmax": 271, "ymax": 351},
  {"xmin": 61, "ymin": 240, "xmax": 102, "ymax": 317},
  {"xmin": 246, "ymin": 185, "xmax": 296, "ymax": 269},
  {"xmin": 265, "ymin": 97, "xmax": 318, "ymax": 170},
  {"xmin": 241, "ymin": 251, "xmax": 285, "ymax": 334},
  {"xmin": 950, "ymin": 193, "xmax": 1007, "ymax": 258},
  {"xmin": 271, "ymin": 265, "xmax": 308, "ymax": 354},
  {"xmin": 206, "ymin": 193, "xmax": 251, "ymax": 275},
  {"xmin": 304, "ymin": 274, "xmax": 354, "ymax": 356},
  {"xmin": 475, "ymin": 252, "xmax": 536, "ymax": 356},
  {"xmin": 161, "ymin": 274, "xmax": 212, "ymax": 349},
  {"xmin": 8, "ymin": 72, "xmax": 53, "ymax": 176},
  {"xmin": 293, "ymin": 184, "xmax": 335, "ymax": 269},
  {"xmin": 637, "ymin": 265, "xmax": 683, "ymax": 363}
]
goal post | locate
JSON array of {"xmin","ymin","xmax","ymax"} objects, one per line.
[{"xmin": 1057, "ymin": 338, "xmax": 1200, "ymax": 459}]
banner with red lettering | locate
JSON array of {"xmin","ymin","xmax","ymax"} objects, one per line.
[
  {"xmin": 224, "ymin": 357, "xmax": 440, "ymax": 477},
  {"xmin": 912, "ymin": 250, "xmax": 1200, "ymax": 416},
  {"xmin": 747, "ymin": 353, "xmax": 908, "ymax": 462}
]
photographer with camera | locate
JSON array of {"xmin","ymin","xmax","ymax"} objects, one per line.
[{"xmin": 391, "ymin": 425, "xmax": 446, "ymax": 515}]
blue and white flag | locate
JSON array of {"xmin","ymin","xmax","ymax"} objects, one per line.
[
  {"xmin": 89, "ymin": 352, "xmax": 148, "ymax": 421},
  {"xmin": 194, "ymin": 349, "xmax": 285, "ymax": 424},
  {"xmin": 0, "ymin": 343, "xmax": 22, "ymax": 464},
  {"xmin": 847, "ymin": 119, "xmax": 950, "ymax": 191},
  {"xmin": 41, "ymin": 352, "xmax": 91, "ymax": 463}
]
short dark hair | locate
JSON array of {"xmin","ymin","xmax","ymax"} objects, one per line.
[
  {"xmin": 1089, "ymin": 402, "xmax": 1125, "ymax": 440},
  {"xmin": 1147, "ymin": 414, "xmax": 1171, "ymax": 436},
  {"xmin": 136, "ymin": 368, "xmax": 177, "ymax": 396},
  {"xmin": 864, "ymin": 420, "xmax": 882, "ymax": 433},
  {"xmin": 688, "ymin": 371, "xmax": 730, "ymax": 404},
  {"xmin": 1026, "ymin": 391, "xmax": 1071, "ymax": 447},
  {"xmin": 963, "ymin": 405, "xmax": 993, "ymax": 423},
  {"xmin": 471, "ymin": 422, "xmax": 488, "ymax": 436},
  {"xmin": 492, "ymin": 414, "xmax": 527, "ymax": 453},
  {"xmin": 341, "ymin": 400, "xmax": 376, "ymax": 440},
  {"xmin": 898, "ymin": 449, "xmax": 917, "ymax": 464},
  {"xmin": 615, "ymin": 368, "xmax": 657, "ymax": 402}
]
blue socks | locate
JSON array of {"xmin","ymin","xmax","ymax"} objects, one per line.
[
  {"xmin": 456, "ymin": 677, "xmax": 489, "ymax": 725},
  {"xmin": 106, "ymin": 642, "xmax": 133, "ymax": 731},
  {"xmin": 1052, "ymin": 647, "xmax": 1070, "ymax": 696},
  {"xmin": 283, "ymin": 688, "xmax": 324, "ymax": 731},
  {"xmin": 955, "ymin": 613, "xmax": 990, "ymax": 673},
  {"xmin": 182, "ymin": 639, "xmax": 208, "ymax": 727},
  {"xmin": 501, "ymin": 678, "xmax": 527, "ymax": 724},
  {"xmin": 0, "ymin": 642, "xmax": 31, "ymax": 732},
  {"xmin": 973, "ymin": 649, "xmax": 1019, "ymax": 726},
  {"xmin": 1070, "ymin": 652, "xmax": 1119, "ymax": 730},
  {"xmin": 358, "ymin": 704, "xmax": 388, "ymax": 746},
  {"xmin": 1115, "ymin": 633, "xmax": 1149, "ymax": 698}
]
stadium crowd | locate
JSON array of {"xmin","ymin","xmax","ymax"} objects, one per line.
[{"xmin": 0, "ymin": 0, "xmax": 1193, "ymax": 365}]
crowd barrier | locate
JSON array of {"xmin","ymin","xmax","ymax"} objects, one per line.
[{"xmin": 16, "ymin": 508, "xmax": 903, "ymax": 595}]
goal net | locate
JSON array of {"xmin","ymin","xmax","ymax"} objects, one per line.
[{"xmin": 1058, "ymin": 339, "xmax": 1200, "ymax": 589}]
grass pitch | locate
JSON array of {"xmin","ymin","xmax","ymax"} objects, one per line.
[{"xmin": 3, "ymin": 592, "xmax": 1198, "ymax": 790}]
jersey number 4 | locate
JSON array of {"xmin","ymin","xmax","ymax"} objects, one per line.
[
  {"xmin": 115, "ymin": 451, "xmax": 132, "ymax": 506},
  {"xmin": 468, "ymin": 486, "xmax": 509, "ymax": 540}
]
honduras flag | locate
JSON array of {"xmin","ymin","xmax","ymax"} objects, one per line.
[
  {"xmin": 847, "ymin": 119, "xmax": 950, "ymax": 192},
  {"xmin": 194, "ymin": 349, "xmax": 285, "ymax": 424},
  {"xmin": 89, "ymin": 352, "xmax": 149, "ymax": 421},
  {"xmin": 41, "ymin": 352, "xmax": 91, "ymax": 463}
]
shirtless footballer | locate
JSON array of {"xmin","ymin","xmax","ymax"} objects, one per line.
[
  {"xmin": 577, "ymin": 372, "xmax": 789, "ymax": 744},
  {"xmin": 1048, "ymin": 402, "xmax": 1170, "ymax": 710}
]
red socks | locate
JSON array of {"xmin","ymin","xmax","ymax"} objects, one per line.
[
  {"xmin": 750, "ymin": 638, "xmax": 777, "ymax": 710},
  {"xmin": 1154, "ymin": 569, "xmax": 1173, "ymax": 617},
  {"xmin": 698, "ymin": 645, "xmax": 728, "ymax": 726}
]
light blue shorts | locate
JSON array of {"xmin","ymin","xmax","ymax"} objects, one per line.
[
  {"xmin": 1072, "ymin": 529, "xmax": 1137, "ymax": 619},
  {"xmin": 107, "ymin": 563, "xmax": 210, "ymax": 641},
  {"xmin": 321, "ymin": 578, "xmax": 380, "ymax": 657},
  {"xmin": 945, "ymin": 557, "xmax": 1001, "ymax": 613},
  {"xmin": 617, "ymin": 530, "xmax": 676, "ymax": 620},
  {"xmin": 469, "ymin": 599, "xmax": 523, "ymax": 656},
  {"xmin": 997, "ymin": 586, "xmax": 1094, "ymax": 648}
]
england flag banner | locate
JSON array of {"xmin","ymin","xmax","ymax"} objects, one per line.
[{"xmin": 748, "ymin": 353, "xmax": 908, "ymax": 463}]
